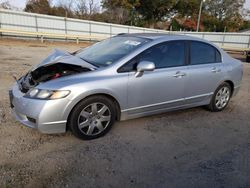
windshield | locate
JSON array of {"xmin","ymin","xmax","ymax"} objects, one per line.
[{"xmin": 75, "ymin": 36, "xmax": 149, "ymax": 67}]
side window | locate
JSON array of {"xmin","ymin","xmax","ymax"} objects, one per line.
[
  {"xmin": 140, "ymin": 41, "xmax": 185, "ymax": 69},
  {"xmin": 117, "ymin": 41, "xmax": 186, "ymax": 72},
  {"xmin": 216, "ymin": 50, "xmax": 222, "ymax": 62},
  {"xmin": 190, "ymin": 41, "xmax": 221, "ymax": 65},
  {"xmin": 117, "ymin": 56, "xmax": 139, "ymax": 72}
]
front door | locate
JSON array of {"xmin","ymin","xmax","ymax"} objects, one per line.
[{"xmin": 126, "ymin": 40, "xmax": 188, "ymax": 115}]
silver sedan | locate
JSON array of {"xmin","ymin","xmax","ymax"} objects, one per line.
[{"xmin": 10, "ymin": 33, "xmax": 243, "ymax": 139}]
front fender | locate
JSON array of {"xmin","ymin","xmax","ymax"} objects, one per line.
[{"xmin": 62, "ymin": 88, "xmax": 125, "ymax": 123}]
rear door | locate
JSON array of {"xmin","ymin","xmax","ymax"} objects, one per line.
[{"xmin": 184, "ymin": 41, "xmax": 224, "ymax": 104}]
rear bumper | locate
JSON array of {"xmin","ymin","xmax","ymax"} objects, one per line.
[{"xmin": 10, "ymin": 84, "xmax": 70, "ymax": 134}]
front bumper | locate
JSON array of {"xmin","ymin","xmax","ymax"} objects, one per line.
[{"xmin": 10, "ymin": 84, "xmax": 71, "ymax": 134}]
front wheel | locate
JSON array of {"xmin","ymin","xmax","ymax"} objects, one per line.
[
  {"xmin": 207, "ymin": 82, "xmax": 232, "ymax": 112},
  {"xmin": 68, "ymin": 96, "xmax": 116, "ymax": 140}
]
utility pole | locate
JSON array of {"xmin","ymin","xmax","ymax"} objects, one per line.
[
  {"xmin": 131, "ymin": 6, "xmax": 136, "ymax": 26},
  {"xmin": 197, "ymin": 0, "xmax": 205, "ymax": 32}
]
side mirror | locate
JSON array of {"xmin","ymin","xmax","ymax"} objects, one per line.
[{"xmin": 135, "ymin": 61, "xmax": 155, "ymax": 77}]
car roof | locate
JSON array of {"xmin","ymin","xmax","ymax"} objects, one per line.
[
  {"xmin": 118, "ymin": 32, "xmax": 205, "ymax": 41},
  {"xmin": 117, "ymin": 33, "xmax": 220, "ymax": 50}
]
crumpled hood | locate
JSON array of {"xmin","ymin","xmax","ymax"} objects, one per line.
[
  {"xmin": 32, "ymin": 49, "xmax": 97, "ymax": 70},
  {"xmin": 19, "ymin": 49, "xmax": 97, "ymax": 93}
]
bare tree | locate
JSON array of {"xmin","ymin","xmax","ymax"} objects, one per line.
[
  {"xmin": 57, "ymin": 0, "xmax": 74, "ymax": 17},
  {"xmin": 0, "ymin": 1, "xmax": 11, "ymax": 9},
  {"xmin": 88, "ymin": 0, "xmax": 99, "ymax": 18},
  {"xmin": 205, "ymin": 0, "xmax": 246, "ymax": 21},
  {"xmin": 88, "ymin": 0, "xmax": 94, "ymax": 16},
  {"xmin": 75, "ymin": 0, "xmax": 88, "ymax": 18}
]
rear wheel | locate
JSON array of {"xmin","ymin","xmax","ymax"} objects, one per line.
[
  {"xmin": 68, "ymin": 96, "xmax": 116, "ymax": 140},
  {"xmin": 207, "ymin": 82, "xmax": 232, "ymax": 112},
  {"xmin": 246, "ymin": 54, "xmax": 250, "ymax": 62}
]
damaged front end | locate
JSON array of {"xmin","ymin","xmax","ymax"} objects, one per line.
[{"xmin": 18, "ymin": 49, "xmax": 97, "ymax": 93}]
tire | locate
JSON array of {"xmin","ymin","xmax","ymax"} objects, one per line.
[
  {"xmin": 68, "ymin": 96, "xmax": 116, "ymax": 140},
  {"xmin": 246, "ymin": 55, "xmax": 250, "ymax": 63},
  {"xmin": 207, "ymin": 82, "xmax": 232, "ymax": 112}
]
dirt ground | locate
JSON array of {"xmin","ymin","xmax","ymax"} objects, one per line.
[{"xmin": 0, "ymin": 39, "xmax": 250, "ymax": 188}]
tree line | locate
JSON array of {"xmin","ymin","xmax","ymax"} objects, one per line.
[{"xmin": 1, "ymin": 0, "xmax": 250, "ymax": 32}]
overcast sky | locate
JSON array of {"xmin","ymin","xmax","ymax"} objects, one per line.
[{"xmin": 1, "ymin": 0, "xmax": 250, "ymax": 10}]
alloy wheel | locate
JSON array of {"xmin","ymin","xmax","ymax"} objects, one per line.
[
  {"xmin": 215, "ymin": 86, "xmax": 230, "ymax": 109},
  {"xmin": 77, "ymin": 103, "xmax": 111, "ymax": 136}
]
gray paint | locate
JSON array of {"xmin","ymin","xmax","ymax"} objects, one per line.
[{"xmin": 10, "ymin": 34, "xmax": 243, "ymax": 134}]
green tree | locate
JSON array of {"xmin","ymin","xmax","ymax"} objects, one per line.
[
  {"xmin": 102, "ymin": 0, "xmax": 177, "ymax": 26},
  {"xmin": 171, "ymin": 18, "xmax": 182, "ymax": 30},
  {"xmin": 202, "ymin": 13, "xmax": 220, "ymax": 31},
  {"xmin": 25, "ymin": 0, "xmax": 51, "ymax": 15},
  {"xmin": 174, "ymin": 0, "xmax": 200, "ymax": 17},
  {"xmin": 240, "ymin": 20, "xmax": 250, "ymax": 31},
  {"xmin": 102, "ymin": 0, "xmax": 140, "ymax": 25},
  {"xmin": 50, "ymin": 6, "xmax": 69, "ymax": 17},
  {"xmin": 137, "ymin": 0, "xmax": 176, "ymax": 26},
  {"xmin": 203, "ymin": 0, "xmax": 246, "ymax": 31}
]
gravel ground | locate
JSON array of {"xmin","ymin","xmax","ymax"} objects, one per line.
[{"xmin": 0, "ymin": 39, "xmax": 249, "ymax": 188}]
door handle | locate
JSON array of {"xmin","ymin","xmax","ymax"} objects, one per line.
[
  {"xmin": 211, "ymin": 67, "xmax": 221, "ymax": 73},
  {"xmin": 173, "ymin": 72, "xmax": 186, "ymax": 78}
]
